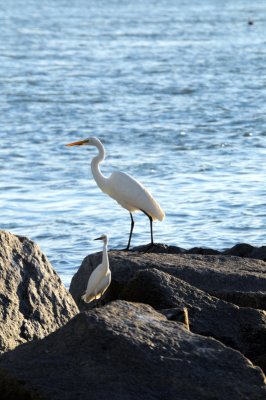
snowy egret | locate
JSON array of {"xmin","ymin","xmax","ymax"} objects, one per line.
[
  {"xmin": 82, "ymin": 234, "xmax": 111, "ymax": 303},
  {"xmin": 66, "ymin": 137, "xmax": 165, "ymax": 249}
]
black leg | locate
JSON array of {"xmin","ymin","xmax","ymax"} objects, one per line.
[
  {"xmin": 149, "ymin": 215, "xmax": 154, "ymax": 245},
  {"xmin": 141, "ymin": 210, "xmax": 154, "ymax": 246},
  {"xmin": 126, "ymin": 212, "xmax": 134, "ymax": 250}
]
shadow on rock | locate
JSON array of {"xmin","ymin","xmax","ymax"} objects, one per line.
[{"xmin": 0, "ymin": 301, "xmax": 265, "ymax": 400}]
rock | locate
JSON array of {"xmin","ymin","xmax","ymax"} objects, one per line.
[
  {"xmin": 132, "ymin": 243, "xmax": 220, "ymax": 255},
  {"xmin": 70, "ymin": 248, "xmax": 266, "ymax": 373},
  {"xmin": 186, "ymin": 247, "xmax": 221, "ymax": 255},
  {"xmin": 119, "ymin": 268, "xmax": 266, "ymax": 371},
  {"xmin": 70, "ymin": 250, "xmax": 266, "ymax": 311},
  {"xmin": 0, "ymin": 301, "xmax": 265, "ymax": 400},
  {"xmin": 223, "ymin": 243, "xmax": 266, "ymax": 262},
  {"xmin": 254, "ymin": 354, "xmax": 266, "ymax": 375},
  {"xmin": 0, "ymin": 230, "xmax": 78, "ymax": 353},
  {"xmin": 132, "ymin": 242, "xmax": 266, "ymax": 261},
  {"xmin": 131, "ymin": 243, "xmax": 186, "ymax": 254}
]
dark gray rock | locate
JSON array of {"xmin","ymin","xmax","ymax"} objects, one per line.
[
  {"xmin": 70, "ymin": 249, "xmax": 266, "ymax": 373},
  {"xmin": 0, "ymin": 230, "xmax": 78, "ymax": 353},
  {"xmin": 133, "ymin": 242, "xmax": 266, "ymax": 261},
  {"xmin": 119, "ymin": 268, "xmax": 266, "ymax": 371},
  {"xmin": 132, "ymin": 243, "xmax": 220, "ymax": 255},
  {"xmin": 0, "ymin": 301, "xmax": 265, "ymax": 400},
  {"xmin": 70, "ymin": 250, "xmax": 266, "ymax": 311},
  {"xmin": 223, "ymin": 243, "xmax": 266, "ymax": 261}
]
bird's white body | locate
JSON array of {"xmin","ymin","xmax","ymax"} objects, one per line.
[
  {"xmin": 102, "ymin": 171, "xmax": 164, "ymax": 221},
  {"xmin": 82, "ymin": 235, "xmax": 111, "ymax": 303},
  {"xmin": 88, "ymin": 137, "xmax": 164, "ymax": 222},
  {"xmin": 67, "ymin": 136, "xmax": 165, "ymax": 249}
]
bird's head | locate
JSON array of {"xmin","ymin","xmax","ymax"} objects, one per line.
[
  {"xmin": 94, "ymin": 234, "xmax": 108, "ymax": 245},
  {"xmin": 66, "ymin": 137, "xmax": 100, "ymax": 147}
]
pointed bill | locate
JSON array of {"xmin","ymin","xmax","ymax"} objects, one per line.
[
  {"xmin": 66, "ymin": 139, "xmax": 89, "ymax": 147},
  {"xmin": 94, "ymin": 236, "xmax": 104, "ymax": 241}
]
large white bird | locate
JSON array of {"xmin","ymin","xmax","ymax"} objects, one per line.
[
  {"xmin": 66, "ymin": 137, "xmax": 165, "ymax": 249},
  {"xmin": 82, "ymin": 234, "xmax": 111, "ymax": 303}
]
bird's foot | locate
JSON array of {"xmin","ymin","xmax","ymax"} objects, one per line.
[
  {"xmin": 121, "ymin": 247, "xmax": 132, "ymax": 252},
  {"xmin": 142, "ymin": 242, "xmax": 158, "ymax": 253}
]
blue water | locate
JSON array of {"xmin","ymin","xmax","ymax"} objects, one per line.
[{"xmin": 0, "ymin": 0, "xmax": 265, "ymax": 286}]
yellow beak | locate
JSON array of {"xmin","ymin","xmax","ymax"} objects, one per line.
[{"xmin": 66, "ymin": 139, "xmax": 89, "ymax": 147}]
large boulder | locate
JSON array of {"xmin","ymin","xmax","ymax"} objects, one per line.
[
  {"xmin": 69, "ymin": 248, "xmax": 266, "ymax": 372},
  {"xmin": 70, "ymin": 249, "xmax": 266, "ymax": 310},
  {"xmin": 120, "ymin": 268, "xmax": 266, "ymax": 370},
  {"xmin": 0, "ymin": 230, "xmax": 78, "ymax": 353},
  {"xmin": 0, "ymin": 301, "xmax": 265, "ymax": 400}
]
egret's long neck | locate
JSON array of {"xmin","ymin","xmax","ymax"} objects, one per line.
[
  {"xmin": 91, "ymin": 140, "xmax": 108, "ymax": 192},
  {"xmin": 102, "ymin": 243, "xmax": 109, "ymax": 272}
]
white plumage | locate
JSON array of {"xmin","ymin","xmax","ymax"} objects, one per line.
[
  {"xmin": 82, "ymin": 234, "xmax": 111, "ymax": 303},
  {"xmin": 106, "ymin": 171, "xmax": 164, "ymax": 220},
  {"xmin": 66, "ymin": 136, "xmax": 165, "ymax": 249}
]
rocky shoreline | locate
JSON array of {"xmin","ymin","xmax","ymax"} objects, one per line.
[{"xmin": 0, "ymin": 230, "xmax": 265, "ymax": 399}]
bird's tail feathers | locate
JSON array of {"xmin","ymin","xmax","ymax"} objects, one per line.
[
  {"xmin": 151, "ymin": 203, "xmax": 165, "ymax": 221},
  {"xmin": 157, "ymin": 206, "xmax": 165, "ymax": 221},
  {"xmin": 145, "ymin": 194, "xmax": 165, "ymax": 221}
]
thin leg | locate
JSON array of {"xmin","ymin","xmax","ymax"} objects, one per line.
[
  {"xmin": 141, "ymin": 210, "xmax": 154, "ymax": 246},
  {"xmin": 126, "ymin": 212, "xmax": 134, "ymax": 250},
  {"xmin": 149, "ymin": 215, "xmax": 154, "ymax": 245}
]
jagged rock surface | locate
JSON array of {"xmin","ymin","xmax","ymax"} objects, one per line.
[
  {"xmin": 0, "ymin": 231, "xmax": 78, "ymax": 353},
  {"xmin": 120, "ymin": 268, "xmax": 266, "ymax": 370},
  {"xmin": 69, "ymin": 247, "xmax": 266, "ymax": 372},
  {"xmin": 70, "ymin": 248, "xmax": 266, "ymax": 310},
  {"xmin": 132, "ymin": 242, "xmax": 266, "ymax": 261},
  {"xmin": 0, "ymin": 301, "xmax": 265, "ymax": 400}
]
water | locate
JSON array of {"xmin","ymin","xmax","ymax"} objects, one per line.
[{"xmin": 0, "ymin": 0, "xmax": 265, "ymax": 286}]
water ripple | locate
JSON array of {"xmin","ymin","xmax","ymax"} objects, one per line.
[{"xmin": 0, "ymin": 0, "xmax": 265, "ymax": 286}]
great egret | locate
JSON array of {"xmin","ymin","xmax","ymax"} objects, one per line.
[
  {"xmin": 66, "ymin": 137, "xmax": 165, "ymax": 249},
  {"xmin": 82, "ymin": 234, "xmax": 111, "ymax": 303}
]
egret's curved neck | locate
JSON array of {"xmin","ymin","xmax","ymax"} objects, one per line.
[
  {"xmin": 91, "ymin": 140, "xmax": 108, "ymax": 192},
  {"xmin": 102, "ymin": 243, "xmax": 109, "ymax": 272}
]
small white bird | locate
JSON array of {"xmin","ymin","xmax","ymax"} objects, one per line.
[
  {"xmin": 82, "ymin": 234, "xmax": 111, "ymax": 303},
  {"xmin": 66, "ymin": 137, "xmax": 165, "ymax": 249}
]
